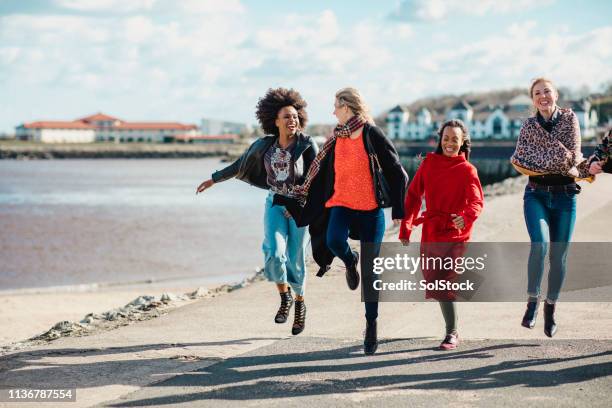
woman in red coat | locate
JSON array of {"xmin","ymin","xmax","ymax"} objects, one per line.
[{"xmin": 399, "ymin": 119, "xmax": 484, "ymax": 350}]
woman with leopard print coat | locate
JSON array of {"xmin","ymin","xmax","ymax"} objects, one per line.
[{"xmin": 511, "ymin": 77, "xmax": 595, "ymax": 339}]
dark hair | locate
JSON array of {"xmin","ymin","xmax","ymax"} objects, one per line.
[
  {"xmin": 255, "ymin": 88, "xmax": 308, "ymax": 136},
  {"xmin": 435, "ymin": 119, "xmax": 472, "ymax": 161}
]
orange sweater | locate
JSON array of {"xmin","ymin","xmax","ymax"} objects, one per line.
[{"xmin": 325, "ymin": 132, "xmax": 378, "ymax": 210}]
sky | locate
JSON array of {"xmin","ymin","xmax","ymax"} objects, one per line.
[{"xmin": 0, "ymin": 0, "xmax": 610, "ymax": 132}]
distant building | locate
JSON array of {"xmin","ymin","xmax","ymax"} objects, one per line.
[
  {"xmin": 173, "ymin": 134, "xmax": 239, "ymax": 144},
  {"xmin": 16, "ymin": 113, "xmax": 197, "ymax": 143},
  {"xmin": 200, "ymin": 119, "xmax": 250, "ymax": 136},
  {"xmin": 387, "ymin": 95, "xmax": 598, "ymax": 140}
]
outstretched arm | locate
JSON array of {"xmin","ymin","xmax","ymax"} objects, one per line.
[{"xmin": 399, "ymin": 159, "xmax": 425, "ymax": 242}]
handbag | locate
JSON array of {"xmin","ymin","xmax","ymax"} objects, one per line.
[
  {"xmin": 364, "ymin": 126, "xmax": 392, "ymax": 208},
  {"xmin": 601, "ymin": 155, "xmax": 612, "ymax": 174}
]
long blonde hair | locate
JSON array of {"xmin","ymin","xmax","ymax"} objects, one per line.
[{"xmin": 335, "ymin": 87, "xmax": 374, "ymax": 123}]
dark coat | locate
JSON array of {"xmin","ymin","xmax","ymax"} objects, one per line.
[
  {"xmin": 274, "ymin": 123, "xmax": 408, "ymax": 273},
  {"xmin": 211, "ymin": 132, "xmax": 318, "ymax": 189}
]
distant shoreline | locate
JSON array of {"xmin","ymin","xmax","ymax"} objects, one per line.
[{"xmin": 0, "ymin": 141, "xmax": 249, "ymax": 160}]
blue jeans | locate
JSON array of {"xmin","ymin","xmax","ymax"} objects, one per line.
[
  {"xmin": 326, "ymin": 206, "xmax": 385, "ymax": 321},
  {"xmin": 523, "ymin": 185, "xmax": 578, "ymax": 301},
  {"xmin": 263, "ymin": 193, "xmax": 309, "ymax": 296}
]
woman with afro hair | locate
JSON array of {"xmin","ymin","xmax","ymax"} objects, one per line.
[{"xmin": 196, "ymin": 88, "xmax": 318, "ymax": 335}]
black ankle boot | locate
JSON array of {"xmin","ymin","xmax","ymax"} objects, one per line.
[
  {"xmin": 521, "ymin": 300, "xmax": 539, "ymax": 329},
  {"xmin": 346, "ymin": 251, "xmax": 360, "ymax": 291},
  {"xmin": 544, "ymin": 301, "xmax": 557, "ymax": 338},
  {"xmin": 275, "ymin": 288, "xmax": 293, "ymax": 324},
  {"xmin": 292, "ymin": 300, "xmax": 306, "ymax": 335},
  {"xmin": 364, "ymin": 319, "xmax": 378, "ymax": 355}
]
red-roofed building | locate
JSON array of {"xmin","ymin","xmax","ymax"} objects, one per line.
[{"xmin": 16, "ymin": 113, "xmax": 198, "ymax": 143}]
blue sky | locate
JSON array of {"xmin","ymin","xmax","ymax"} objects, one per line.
[{"xmin": 0, "ymin": 0, "xmax": 610, "ymax": 132}]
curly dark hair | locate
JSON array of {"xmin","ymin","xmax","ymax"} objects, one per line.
[
  {"xmin": 255, "ymin": 88, "xmax": 308, "ymax": 136},
  {"xmin": 435, "ymin": 119, "xmax": 472, "ymax": 161}
]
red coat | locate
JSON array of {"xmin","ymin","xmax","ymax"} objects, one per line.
[
  {"xmin": 399, "ymin": 152, "xmax": 484, "ymax": 243},
  {"xmin": 399, "ymin": 153, "xmax": 484, "ymax": 300}
]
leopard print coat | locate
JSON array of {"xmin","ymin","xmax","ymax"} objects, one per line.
[{"xmin": 511, "ymin": 108, "xmax": 590, "ymax": 179}]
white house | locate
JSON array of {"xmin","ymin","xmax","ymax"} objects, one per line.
[
  {"xmin": 15, "ymin": 122, "xmax": 96, "ymax": 143},
  {"xmin": 570, "ymin": 99, "xmax": 598, "ymax": 138},
  {"xmin": 387, "ymin": 94, "xmax": 598, "ymax": 140},
  {"xmin": 16, "ymin": 113, "xmax": 198, "ymax": 143}
]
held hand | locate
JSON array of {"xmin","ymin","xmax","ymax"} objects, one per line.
[
  {"xmin": 451, "ymin": 214, "xmax": 465, "ymax": 230},
  {"xmin": 589, "ymin": 161, "xmax": 603, "ymax": 175},
  {"xmin": 392, "ymin": 219, "xmax": 401, "ymax": 226},
  {"xmin": 283, "ymin": 209, "xmax": 292, "ymax": 219},
  {"xmin": 400, "ymin": 239, "xmax": 410, "ymax": 246},
  {"xmin": 196, "ymin": 179, "xmax": 214, "ymax": 194}
]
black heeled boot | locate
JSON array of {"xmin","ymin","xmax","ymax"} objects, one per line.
[
  {"xmin": 346, "ymin": 250, "xmax": 360, "ymax": 290},
  {"xmin": 521, "ymin": 300, "xmax": 539, "ymax": 329},
  {"xmin": 544, "ymin": 301, "xmax": 557, "ymax": 338},
  {"xmin": 364, "ymin": 319, "xmax": 378, "ymax": 355},
  {"xmin": 292, "ymin": 300, "xmax": 306, "ymax": 335},
  {"xmin": 275, "ymin": 288, "xmax": 293, "ymax": 324}
]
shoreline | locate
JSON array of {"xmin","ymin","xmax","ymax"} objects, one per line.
[
  {"xmin": 0, "ymin": 141, "xmax": 249, "ymax": 160},
  {"xmin": 0, "ymin": 268, "xmax": 265, "ymax": 354}
]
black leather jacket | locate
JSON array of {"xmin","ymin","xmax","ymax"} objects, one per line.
[{"xmin": 211, "ymin": 132, "xmax": 319, "ymax": 190}]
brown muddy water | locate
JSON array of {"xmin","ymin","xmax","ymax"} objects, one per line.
[{"xmin": 0, "ymin": 158, "xmax": 269, "ymax": 291}]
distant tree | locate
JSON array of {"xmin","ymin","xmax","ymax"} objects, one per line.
[
  {"xmin": 251, "ymin": 126, "xmax": 264, "ymax": 138},
  {"xmin": 577, "ymin": 84, "xmax": 591, "ymax": 99},
  {"xmin": 557, "ymin": 86, "xmax": 573, "ymax": 100},
  {"xmin": 306, "ymin": 124, "xmax": 334, "ymax": 138}
]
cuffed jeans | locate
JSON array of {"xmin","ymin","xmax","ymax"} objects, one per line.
[
  {"xmin": 262, "ymin": 193, "xmax": 309, "ymax": 296},
  {"xmin": 326, "ymin": 206, "xmax": 385, "ymax": 321},
  {"xmin": 523, "ymin": 185, "xmax": 577, "ymax": 302}
]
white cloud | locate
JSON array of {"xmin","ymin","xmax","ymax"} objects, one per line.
[
  {"xmin": 0, "ymin": 47, "xmax": 21, "ymax": 65},
  {"xmin": 176, "ymin": 0, "xmax": 245, "ymax": 14},
  {"xmin": 413, "ymin": 22, "xmax": 612, "ymax": 94},
  {"xmin": 55, "ymin": 0, "xmax": 156, "ymax": 13},
  {"xmin": 123, "ymin": 16, "xmax": 154, "ymax": 43},
  {"xmin": 255, "ymin": 10, "xmax": 339, "ymax": 53},
  {"xmin": 392, "ymin": 0, "xmax": 556, "ymax": 22}
]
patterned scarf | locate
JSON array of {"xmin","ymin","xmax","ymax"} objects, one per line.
[
  {"xmin": 511, "ymin": 108, "xmax": 592, "ymax": 181},
  {"xmin": 334, "ymin": 115, "xmax": 367, "ymax": 138},
  {"xmin": 289, "ymin": 115, "xmax": 367, "ymax": 205}
]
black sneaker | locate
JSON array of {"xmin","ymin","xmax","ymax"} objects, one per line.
[{"xmin": 346, "ymin": 251, "xmax": 360, "ymax": 291}]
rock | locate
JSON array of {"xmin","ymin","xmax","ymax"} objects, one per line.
[
  {"xmin": 188, "ymin": 287, "xmax": 209, "ymax": 298},
  {"xmin": 80, "ymin": 315, "xmax": 95, "ymax": 325},
  {"xmin": 52, "ymin": 321, "xmax": 73, "ymax": 331},
  {"xmin": 160, "ymin": 292, "xmax": 187, "ymax": 303},
  {"xmin": 104, "ymin": 309, "xmax": 128, "ymax": 321},
  {"xmin": 127, "ymin": 295, "xmax": 157, "ymax": 308}
]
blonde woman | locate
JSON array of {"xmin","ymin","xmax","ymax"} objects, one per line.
[
  {"xmin": 276, "ymin": 87, "xmax": 408, "ymax": 355},
  {"xmin": 511, "ymin": 78, "xmax": 591, "ymax": 337}
]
